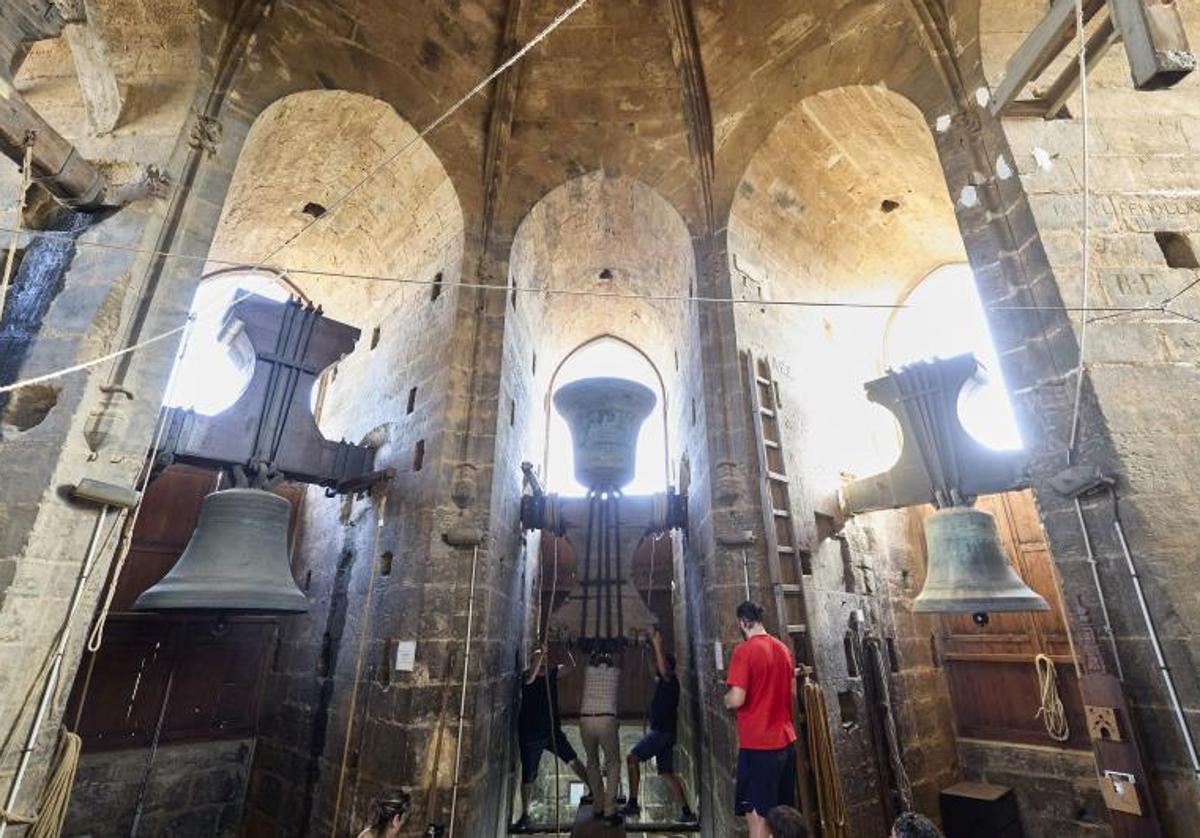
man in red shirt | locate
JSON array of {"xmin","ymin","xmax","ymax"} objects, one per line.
[{"xmin": 724, "ymin": 600, "xmax": 798, "ymax": 838}]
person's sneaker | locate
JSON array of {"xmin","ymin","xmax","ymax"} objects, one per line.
[
  {"xmin": 675, "ymin": 809, "xmax": 699, "ymax": 824},
  {"xmin": 618, "ymin": 800, "xmax": 641, "ymax": 818},
  {"xmin": 512, "ymin": 814, "xmax": 531, "ymax": 831}
]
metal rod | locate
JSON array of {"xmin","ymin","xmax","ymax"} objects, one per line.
[
  {"xmin": 1073, "ymin": 498, "xmax": 1124, "ymax": 680},
  {"xmin": 1112, "ymin": 517, "xmax": 1200, "ymax": 780},
  {"xmin": 0, "ymin": 505, "xmax": 109, "ymax": 837},
  {"xmin": 741, "ymin": 549, "xmax": 751, "ymax": 601},
  {"xmin": 448, "ymin": 544, "xmax": 480, "ymax": 836},
  {"xmin": 130, "ymin": 657, "xmax": 175, "ymax": 837}
]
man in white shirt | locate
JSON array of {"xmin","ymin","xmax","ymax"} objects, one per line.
[{"xmin": 579, "ymin": 650, "xmax": 622, "ymax": 825}]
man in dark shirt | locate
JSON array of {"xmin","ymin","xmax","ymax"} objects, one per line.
[
  {"xmin": 619, "ymin": 628, "xmax": 698, "ymax": 824},
  {"xmin": 514, "ymin": 647, "xmax": 589, "ymax": 830}
]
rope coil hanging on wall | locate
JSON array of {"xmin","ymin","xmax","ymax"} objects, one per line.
[{"xmin": 1034, "ymin": 653, "xmax": 1070, "ymax": 742}]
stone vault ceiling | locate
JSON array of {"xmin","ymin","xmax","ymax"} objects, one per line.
[{"xmin": 199, "ymin": 0, "xmax": 977, "ymax": 250}]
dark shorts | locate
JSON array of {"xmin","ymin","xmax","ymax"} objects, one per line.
[
  {"xmin": 734, "ymin": 746, "xmax": 796, "ymax": 817},
  {"xmin": 630, "ymin": 729, "xmax": 676, "ymax": 775},
  {"xmin": 519, "ymin": 730, "xmax": 578, "ymax": 783}
]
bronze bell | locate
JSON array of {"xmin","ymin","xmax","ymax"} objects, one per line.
[
  {"xmin": 553, "ymin": 377, "xmax": 656, "ymax": 490},
  {"xmin": 134, "ymin": 488, "xmax": 308, "ymax": 612},
  {"xmin": 913, "ymin": 506, "xmax": 1049, "ymax": 614}
]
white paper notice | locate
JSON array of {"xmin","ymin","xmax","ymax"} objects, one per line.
[
  {"xmin": 393, "ymin": 640, "xmax": 417, "ymax": 672},
  {"xmin": 714, "ymin": 640, "xmax": 725, "ymax": 672}
]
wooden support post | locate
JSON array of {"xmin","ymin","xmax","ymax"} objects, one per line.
[
  {"xmin": 59, "ymin": 0, "xmax": 124, "ymax": 134},
  {"xmin": 1108, "ymin": 0, "xmax": 1195, "ymax": 89},
  {"xmin": 0, "ymin": 87, "xmax": 107, "ymax": 207},
  {"xmin": 990, "ymin": 0, "xmax": 1104, "ymax": 116},
  {"xmin": 1042, "ymin": 13, "xmax": 1121, "ymax": 118}
]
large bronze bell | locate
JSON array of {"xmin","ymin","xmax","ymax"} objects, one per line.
[
  {"xmin": 913, "ymin": 506, "xmax": 1049, "ymax": 614},
  {"xmin": 134, "ymin": 488, "xmax": 308, "ymax": 612},
  {"xmin": 553, "ymin": 377, "xmax": 656, "ymax": 490}
]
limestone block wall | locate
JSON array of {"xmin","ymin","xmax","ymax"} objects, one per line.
[
  {"xmin": 962, "ymin": 0, "xmax": 1200, "ymax": 827},
  {"xmin": 62, "ymin": 738, "xmax": 254, "ymax": 838}
]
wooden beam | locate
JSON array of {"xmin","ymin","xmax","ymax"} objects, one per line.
[
  {"xmin": 664, "ymin": 0, "xmax": 715, "ymax": 234},
  {"xmin": 480, "ymin": 0, "xmax": 529, "ymax": 249},
  {"xmin": 1042, "ymin": 12, "xmax": 1121, "ymax": 118},
  {"xmin": 1109, "ymin": 0, "xmax": 1195, "ymax": 89},
  {"xmin": 0, "ymin": 83, "xmax": 106, "ymax": 206},
  {"xmin": 58, "ymin": 0, "xmax": 124, "ymax": 134},
  {"xmin": 991, "ymin": 0, "xmax": 1104, "ymax": 116}
]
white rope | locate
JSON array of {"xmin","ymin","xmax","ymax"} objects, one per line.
[
  {"xmin": 1066, "ymin": 0, "xmax": 1091, "ymax": 462},
  {"xmin": 85, "ymin": 316, "xmax": 196, "ymax": 652},
  {"xmin": 252, "ymin": 0, "xmax": 590, "ymax": 273},
  {"xmin": 1034, "ymin": 654, "xmax": 1070, "ymax": 742}
]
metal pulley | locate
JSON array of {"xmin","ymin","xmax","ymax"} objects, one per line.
[
  {"xmin": 134, "ymin": 488, "xmax": 307, "ymax": 612},
  {"xmin": 913, "ymin": 506, "xmax": 1048, "ymax": 614}
]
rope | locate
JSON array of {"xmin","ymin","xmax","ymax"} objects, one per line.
[
  {"xmin": 330, "ymin": 491, "xmax": 389, "ymax": 837},
  {"xmin": 0, "ymin": 731, "xmax": 82, "ymax": 835},
  {"xmin": 803, "ymin": 678, "xmax": 848, "ymax": 838},
  {"xmin": 85, "ymin": 317, "xmax": 195, "ymax": 652},
  {"xmin": 0, "ymin": 143, "xmax": 32, "ymax": 324},
  {"xmin": 866, "ymin": 637, "xmax": 913, "ymax": 810},
  {"xmin": 1034, "ymin": 654, "xmax": 1070, "ymax": 742},
  {"xmin": 1066, "ymin": 0, "xmax": 1092, "ymax": 463}
]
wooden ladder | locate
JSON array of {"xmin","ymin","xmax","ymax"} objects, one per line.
[{"xmin": 744, "ymin": 351, "xmax": 819, "ymax": 832}]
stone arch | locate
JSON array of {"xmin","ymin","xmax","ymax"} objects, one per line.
[
  {"xmin": 544, "ymin": 333, "xmax": 671, "ymax": 496},
  {"xmin": 728, "ymin": 84, "xmax": 968, "ymax": 485},
  {"xmin": 204, "ymin": 88, "xmax": 466, "ymax": 441},
  {"xmin": 503, "ymin": 171, "xmax": 702, "ymax": 490}
]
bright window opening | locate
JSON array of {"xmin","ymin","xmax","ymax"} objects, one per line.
[
  {"xmin": 546, "ymin": 338, "xmax": 668, "ymax": 497},
  {"xmin": 886, "ymin": 263, "xmax": 1023, "ymax": 450},
  {"xmin": 166, "ymin": 273, "xmax": 291, "ymax": 415}
]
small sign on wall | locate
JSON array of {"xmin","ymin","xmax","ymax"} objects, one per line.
[
  {"xmin": 393, "ymin": 640, "xmax": 417, "ymax": 672},
  {"xmin": 714, "ymin": 640, "xmax": 724, "ymax": 672}
]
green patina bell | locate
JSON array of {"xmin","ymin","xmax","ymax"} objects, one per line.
[
  {"xmin": 134, "ymin": 488, "xmax": 308, "ymax": 612},
  {"xmin": 913, "ymin": 506, "xmax": 1049, "ymax": 614}
]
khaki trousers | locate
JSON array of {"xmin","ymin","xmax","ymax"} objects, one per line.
[{"xmin": 579, "ymin": 715, "xmax": 621, "ymax": 816}]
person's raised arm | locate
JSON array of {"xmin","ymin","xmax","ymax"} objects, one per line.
[
  {"xmin": 558, "ymin": 648, "xmax": 577, "ymax": 677},
  {"xmin": 524, "ymin": 647, "xmax": 547, "ymax": 685},
  {"xmin": 650, "ymin": 627, "xmax": 669, "ymax": 680}
]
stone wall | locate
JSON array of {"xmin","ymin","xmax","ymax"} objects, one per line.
[
  {"xmin": 962, "ymin": 0, "xmax": 1200, "ymax": 828},
  {"xmin": 63, "ymin": 739, "xmax": 254, "ymax": 838}
]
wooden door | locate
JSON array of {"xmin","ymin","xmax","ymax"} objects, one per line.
[{"xmin": 927, "ymin": 490, "xmax": 1090, "ymax": 749}]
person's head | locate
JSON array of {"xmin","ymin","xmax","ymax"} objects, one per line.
[
  {"xmin": 589, "ymin": 649, "xmax": 613, "ymax": 668},
  {"xmin": 736, "ymin": 600, "xmax": 765, "ymax": 637},
  {"xmin": 665, "ymin": 652, "xmax": 677, "ymax": 673},
  {"xmin": 367, "ymin": 791, "xmax": 411, "ymax": 836},
  {"xmin": 891, "ymin": 811, "xmax": 942, "ymax": 838},
  {"xmin": 766, "ymin": 805, "xmax": 806, "ymax": 837}
]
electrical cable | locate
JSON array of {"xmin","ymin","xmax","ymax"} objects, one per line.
[{"xmin": 1033, "ymin": 654, "xmax": 1070, "ymax": 742}]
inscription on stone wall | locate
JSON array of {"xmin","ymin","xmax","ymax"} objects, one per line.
[{"xmin": 1113, "ymin": 195, "xmax": 1200, "ymax": 232}]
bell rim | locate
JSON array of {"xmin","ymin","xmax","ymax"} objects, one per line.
[{"xmin": 133, "ymin": 587, "xmax": 308, "ymax": 613}]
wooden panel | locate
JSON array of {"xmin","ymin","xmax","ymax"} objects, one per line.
[
  {"xmin": 946, "ymin": 659, "xmax": 1090, "ymax": 749},
  {"xmin": 930, "ymin": 490, "xmax": 1090, "ymax": 750},
  {"xmin": 66, "ymin": 464, "xmax": 298, "ymax": 751}
]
